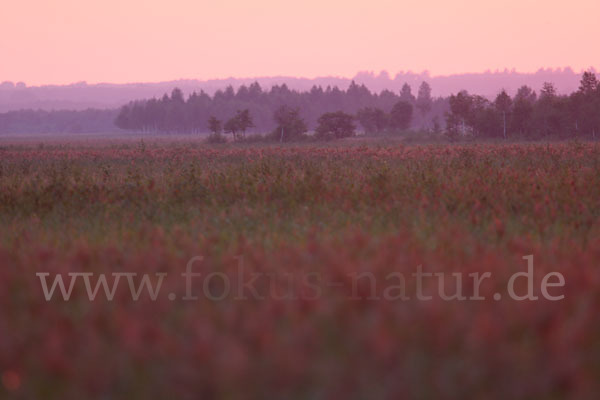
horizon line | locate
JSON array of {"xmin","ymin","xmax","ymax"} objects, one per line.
[{"xmin": 2, "ymin": 66, "xmax": 598, "ymax": 89}]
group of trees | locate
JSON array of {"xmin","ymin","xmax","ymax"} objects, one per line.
[
  {"xmin": 271, "ymin": 105, "xmax": 308, "ymax": 142},
  {"xmin": 114, "ymin": 81, "xmax": 440, "ymax": 136},
  {"xmin": 4, "ymin": 71, "xmax": 597, "ymax": 140},
  {"xmin": 315, "ymin": 111, "xmax": 356, "ymax": 140},
  {"xmin": 445, "ymin": 71, "xmax": 600, "ymax": 140},
  {"xmin": 207, "ymin": 109, "xmax": 254, "ymax": 140},
  {"xmin": 204, "ymin": 97, "xmax": 417, "ymax": 142},
  {"xmin": 114, "ymin": 71, "xmax": 600, "ymax": 141},
  {"xmin": 206, "ymin": 107, "xmax": 357, "ymax": 142},
  {"xmin": 355, "ymin": 98, "xmax": 415, "ymax": 134}
]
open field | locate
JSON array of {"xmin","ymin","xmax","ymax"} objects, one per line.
[{"xmin": 1, "ymin": 139, "xmax": 600, "ymax": 399}]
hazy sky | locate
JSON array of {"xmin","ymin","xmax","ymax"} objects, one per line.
[{"xmin": 1, "ymin": 0, "xmax": 598, "ymax": 85}]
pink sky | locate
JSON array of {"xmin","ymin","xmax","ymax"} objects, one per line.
[{"xmin": 1, "ymin": 0, "xmax": 598, "ymax": 86}]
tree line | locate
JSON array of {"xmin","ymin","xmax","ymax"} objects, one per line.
[
  {"xmin": 445, "ymin": 71, "xmax": 600, "ymax": 140},
  {"xmin": 114, "ymin": 81, "xmax": 441, "ymax": 137},
  {"xmin": 115, "ymin": 71, "xmax": 600, "ymax": 141},
  {"xmin": 2, "ymin": 71, "xmax": 598, "ymax": 140}
]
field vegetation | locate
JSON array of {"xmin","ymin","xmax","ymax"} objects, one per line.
[{"xmin": 0, "ymin": 139, "xmax": 599, "ymax": 399}]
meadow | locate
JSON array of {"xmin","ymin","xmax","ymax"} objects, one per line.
[{"xmin": 0, "ymin": 137, "xmax": 599, "ymax": 399}]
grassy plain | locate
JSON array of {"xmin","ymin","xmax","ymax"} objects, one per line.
[{"xmin": 0, "ymin": 137, "xmax": 599, "ymax": 399}]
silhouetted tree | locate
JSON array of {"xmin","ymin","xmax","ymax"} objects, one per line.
[
  {"xmin": 224, "ymin": 117, "xmax": 240, "ymax": 140},
  {"xmin": 447, "ymin": 90, "xmax": 472, "ymax": 135},
  {"xmin": 577, "ymin": 70, "xmax": 600, "ymax": 138},
  {"xmin": 223, "ymin": 85, "xmax": 235, "ymax": 101},
  {"xmin": 470, "ymin": 95, "xmax": 500, "ymax": 137},
  {"xmin": 272, "ymin": 105, "xmax": 307, "ymax": 142},
  {"xmin": 377, "ymin": 89, "xmax": 397, "ymax": 111},
  {"xmin": 235, "ymin": 109, "xmax": 254, "ymax": 138},
  {"xmin": 248, "ymin": 82, "xmax": 263, "ymax": 101},
  {"xmin": 236, "ymin": 85, "xmax": 250, "ymax": 101},
  {"xmin": 579, "ymin": 70, "xmax": 599, "ymax": 94},
  {"xmin": 389, "ymin": 101, "xmax": 413, "ymax": 131},
  {"xmin": 356, "ymin": 107, "xmax": 388, "ymax": 134},
  {"xmin": 494, "ymin": 89, "xmax": 512, "ymax": 139},
  {"xmin": 207, "ymin": 116, "xmax": 222, "ymax": 135},
  {"xmin": 346, "ymin": 81, "xmax": 372, "ymax": 112},
  {"xmin": 445, "ymin": 112, "xmax": 462, "ymax": 142},
  {"xmin": 512, "ymin": 86, "xmax": 536, "ymax": 135},
  {"xmin": 315, "ymin": 111, "xmax": 355, "ymax": 140},
  {"xmin": 399, "ymin": 83, "xmax": 416, "ymax": 104},
  {"xmin": 416, "ymin": 82, "xmax": 433, "ymax": 128},
  {"xmin": 533, "ymin": 82, "xmax": 562, "ymax": 137},
  {"xmin": 167, "ymin": 88, "xmax": 186, "ymax": 132}
]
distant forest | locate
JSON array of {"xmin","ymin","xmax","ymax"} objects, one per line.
[
  {"xmin": 1, "ymin": 71, "xmax": 599, "ymax": 139},
  {"xmin": 444, "ymin": 71, "xmax": 600, "ymax": 140},
  {"xmin": 113, "ymin": 81, "xmax": 445, "ymax": 135},
  {"xmin": 115, "ymin": 71, "xmax": 600, "ymax": 140}
]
